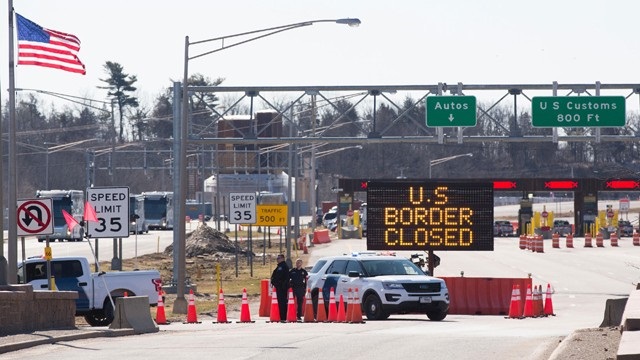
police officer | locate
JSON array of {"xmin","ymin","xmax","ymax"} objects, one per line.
[
  {"xmin": 289, "ymin": 258, "xmax": 308, "ymax": 320},
  {"xmin": 270, "ymin": 254, "xmax": 290, "ymax": 321}
]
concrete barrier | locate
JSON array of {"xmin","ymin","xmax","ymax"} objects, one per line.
[
  {"xmin": 617, "ymin": 331, "xmax": 640, "ymax": 360},
  {"xmin": 621, "ymin": 289, "xmax": 640, "ymax": 332},
  {"xmin": 441, "ymin": 277, "xmax": 532, "ymax": 315},
  {"xmin": 599, "ymin": 298, "xmax": 628, "ymax": 327},
  {"xmin": 616, "ymin": 286, "xmax": 640, "ymax": 359},
  {"xmin": 109, "ymin": 296, "xmax": 159, "ymax": 333},
  {"xmin": 340, "ymin": 227, "xmax": 361, "ymax": 239}
]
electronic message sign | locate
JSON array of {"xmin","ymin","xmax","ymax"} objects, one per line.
[{"xmin": 366, "ymin": 180, "xmax": 494, "ymax": 251}]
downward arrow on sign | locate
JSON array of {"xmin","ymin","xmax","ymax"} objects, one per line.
[{"xmin": 448, "ymin": 114, "xmax": 455, "ymax": 122}]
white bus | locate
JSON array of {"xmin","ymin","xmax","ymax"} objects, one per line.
[
  {"xmin": 35, "ymin": 189, "xmax": 85, "ymax": 242},
  {"xmin": 141, "ymin": 191, "xmax": 174, "ymax": 230},
  {"xmin": 129, "ymin": 194, "xmax": 149, "ymax": 234}
]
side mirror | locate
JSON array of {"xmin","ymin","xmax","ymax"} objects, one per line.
[{"xmin": 348, "ymin": 271, "xmax": 361, "ymax": 278}]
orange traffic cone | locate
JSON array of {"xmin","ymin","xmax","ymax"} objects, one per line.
[
  {"xmin": 155, "ymin": 290, "xmax": 168, "ymax": 324},
  {"xmin": 316, "ymin": 290, "xmax": 327, "ymax": 322},
  {"xmin": 532, "ymin": 285, "xmax": 539, "ymax": 316},
  {"xmin": 345, "ymin": 288, "xmax": 353, "ymax": 322},
  {"xmin": 506, "ymin": 285, "xmax": 522, "ymax": 319},
  {"xmin": 214, "ymin": 288, "xmax": 231, "ymax": 324},
  {"xmin": 303, "ymin": 289, "xmax": 316, "ymax": 323},
  {"xmin": 185, "ymin": 289, "xmax": 200, "ymax": 324},
  {"xmin": 237, "ymin": 288, "xmax": 254, "ymax": 323},
  {"xmin": 533, "ymin": 285, "xmax": 543, "ymax": 317},
  {"xmin": 349, "ymin": 288, "xmax": 364, "ymax": 323},
  {"xmin": 544, "ymin": 284, "xmax": 556, "ymax": 316},
  {"xmin": 523, "ymin": 284, "xmax": 534, "ymax": 318},
  {"xmin": 286, "ymin": 288, "xmax": 298, "ymax": 322},
  {"xmin": 336, "ymin": 294, "xmax": 347, "ymax": 322},
  {"xmin": 538, "ymin": 285, "xmax": 545, "ymax": 317},
  {"xmin": 327, "ymin": 287, "xmax": 338, "ymax": 322},
  {"xmin": 268, "ymin": 287, "xmax": 281, "ymax": 323}
]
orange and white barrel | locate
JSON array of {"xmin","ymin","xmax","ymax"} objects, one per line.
[
  {"xmin": 566, "ymin": 233, "xmax": 574, "ymax": 248},
  {"xmin": 552, "ymin": 233, "xmax": 560, "ymax": 249},
  {"xmin": 584, "ymin": 233, "xmax": 593, "ymax": 248},
  {"xmin": 596, "ymin": 233, "xmax": 604, "ymax": 247},
  {"xmin": 610, "ymin": 232, "xmax": 619, "ymax": 247}
]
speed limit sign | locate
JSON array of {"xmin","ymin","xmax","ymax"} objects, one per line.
[
  {"xmin": 86, "ymin": 187, "xmax": 130, "ymax": 238},
  {"xmin": 229, "ymin": 192, "xmax": 256, "ymax": 224}
]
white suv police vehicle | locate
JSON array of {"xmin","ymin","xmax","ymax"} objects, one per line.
[{"xmin": 307, "ymin": 252, "xmax": 449, "ymax": 321}]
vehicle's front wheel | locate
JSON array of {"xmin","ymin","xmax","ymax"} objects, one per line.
[
  {"xmin": 363, "ymin": 294, "xmax": 389, "ymax": 320},
  {"xmin": 426, "ymin": 309, "xmax": 447, "ymax": 321}
]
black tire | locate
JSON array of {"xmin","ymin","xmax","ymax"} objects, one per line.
[
  {"xmin": 426, "ymin": 309, "xmax": 447, "ymax": 321},
  {"xmin": 83, "ymin": 307, "xmax": 112, "ymax": 327},
  {"xmin": 363, "ymin": 294, "xmax": 389, "ymax": 320}
]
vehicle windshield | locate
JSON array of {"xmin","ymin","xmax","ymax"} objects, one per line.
[
  {"xmin": 361, "ymin": 259, "xmax": 423, "ymax": 276},
  {"xmin": 309, "ymin": 260, "xmax": 327, "ymax": 273},
  {"xmin": 323, "ymin": 212, "xmax": 337, "ymax": 220}
]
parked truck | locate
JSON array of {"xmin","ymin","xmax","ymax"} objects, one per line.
[{"xmin": 18, "ymin": 256, "xmax": 162, "ymax": 326}]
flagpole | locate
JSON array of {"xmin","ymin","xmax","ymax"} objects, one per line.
[{"xmin": 6, "ymin": 0, "xmax": 18, "ymax": 284}]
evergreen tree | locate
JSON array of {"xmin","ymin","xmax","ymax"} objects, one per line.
[{"xmin": 99, "ymin": 61, "xmax": 139, "ymax": 143}]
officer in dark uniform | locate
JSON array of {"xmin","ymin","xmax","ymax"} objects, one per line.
[
  {"xmin": 271, "ymin": 254, "xmax": 290, "ymax": 320},
  {"xmin": 289, "ymin": 258, "xmax": 308, "ymax": 319}
]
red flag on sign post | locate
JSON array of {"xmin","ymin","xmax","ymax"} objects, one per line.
[
  {"xmin": 84, "ymin": 201, "xmax": 98, "ymax": 222},
  {"xmin": 62, "ymin": 209, "xmax": 80, "ymax": 231}
]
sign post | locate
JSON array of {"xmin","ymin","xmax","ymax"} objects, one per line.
[{"xmin": 86, "ymin": 187, "xmax": 130, "ymax": 238}]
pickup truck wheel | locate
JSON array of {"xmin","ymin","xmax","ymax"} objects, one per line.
[
  {"xmin": 426, "ymin": 309, "xmax": 447, "ymax": 321},
  {"xmin": 364, "ymin": 294, "xmax": 389, "ymax": 320},
  {"xmin": 84, "ymin": 309, "xmax": 111, "ymax": 327}
]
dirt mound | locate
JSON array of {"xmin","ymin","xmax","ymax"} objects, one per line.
[{"xmin": 164, "ymin": 223, "xmax": 251, "ymax": 258}]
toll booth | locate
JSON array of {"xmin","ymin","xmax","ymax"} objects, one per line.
[{"xmin": 518, "ymin": 198, "xmax": 533, "ymax": 235}]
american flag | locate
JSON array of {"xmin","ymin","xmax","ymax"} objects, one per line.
[{"xmin": 15, "ymin": 13, "xmax": 86, "ymax": 75}]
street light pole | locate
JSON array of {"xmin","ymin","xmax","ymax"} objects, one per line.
[
  {"xmin": 428, "ymin": 153, "xmax": 474, "ymax": 179},
  {"xmin": 426, "ymin": 152, "xmax": 473, "ymax": 275},
  {"xmin": 176, "ymin": 17, "xmax": 361, "ymax": 313},
  {"xmin": 45, "ymin": 143, "xmax": 51, "ymax": 190}
]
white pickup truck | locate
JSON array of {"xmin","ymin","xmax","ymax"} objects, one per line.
[{"xmin": 18, "ymin": 256, "xmax": 162, "ymax": 326}]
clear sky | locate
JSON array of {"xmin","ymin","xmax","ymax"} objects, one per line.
[{"xmin": 3, "ymin": 0, "xmax": 640, "ymax": 112}]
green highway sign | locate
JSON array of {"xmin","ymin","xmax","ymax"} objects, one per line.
[
  {"xmin": 426, "ymin": 96, "xmax": 477, "ymax": 127},
  {"xmin": 532, "ymin": 96, "xmax": 626, "ymax": 127}
]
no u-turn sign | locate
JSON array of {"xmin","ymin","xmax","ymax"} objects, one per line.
[{"xmin": 17, "ymin": 198, "xmax": 54, "ymax": 236}]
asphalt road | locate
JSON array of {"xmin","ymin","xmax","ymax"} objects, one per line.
[
  {"xmin": 3, "ymin": 227, "xmax": 639, "ymax": 359},
  {"xmin": 2, "ymin": 204, "xmax": 638, "ymax": 359}
]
